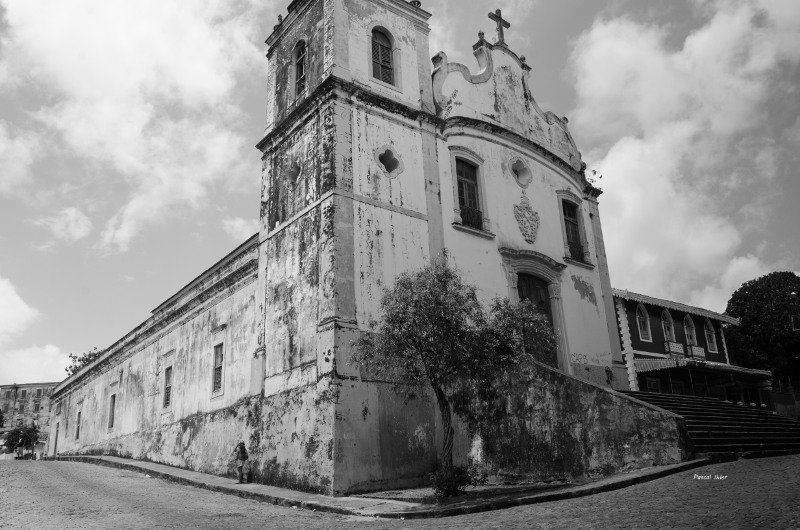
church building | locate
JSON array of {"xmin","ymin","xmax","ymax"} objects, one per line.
[{"xmin": 47, "ymin": 0, "xmax": 687, "ymax": 494}]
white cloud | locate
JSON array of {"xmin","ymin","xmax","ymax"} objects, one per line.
[
  {"xmin": 1, "ymin": 0, "xmax": 270, "ymax": 252},
  {"xmin": 570, "ymin": 0, "xmax": 800, "ymax": 307},
  {"xmin": 35, "ymin": 207, "xmax": 93, "ymax": 243},
  {"xmin": 0, "ymin": 122, "xmax": 38, "ymax": 195},
  {"xmin": 0, "ymin": 344, "xmax": 69, "ymax": 385},
  {"xmin": 689, "ymin": 254, "xmax": 770, "ymax": 313},
  {"xmin": 0, "ymin": 274, "xmax": 38, "ymax": 347},
  {"xmin": 222, "ymin": 216, "xmax": 259, "ymax": 241}
]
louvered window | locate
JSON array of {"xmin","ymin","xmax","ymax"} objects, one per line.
[
  {"xmin": 295, "ymin": 41, "xmax": 307, "ymax": 97},
  {"xmin": 163, "ymin": 366, "xmax": 173, "ymax": 407},
  {"xmin": 372, "ymin": 29, "xmax": 393, "ymax": 85},
  {"xmin": 456, "ymin": 159, "xmax": 482, "ymax": 230},
  {"xmin": 562, "ymin": 201, "xmax": 584, "ymax": 260},
  {"xmin": 212, "ymin": 344, "xmax": 224, "ymax": 393}
]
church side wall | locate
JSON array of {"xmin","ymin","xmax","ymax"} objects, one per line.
[{"xmin": 50, "ymin": 279, "xmax": 259, "ymax": 472}]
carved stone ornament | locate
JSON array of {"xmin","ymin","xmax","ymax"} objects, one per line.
[{"xmin": 514, "ymin": 191, "xmax": 539, "ymax": 244}]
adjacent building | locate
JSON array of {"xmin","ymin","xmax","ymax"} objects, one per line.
[
  {"xmin": 613, "ymin": 289, "xmax": 772, "ymax": 405},
  {"xmin": 1, "ymin": 382, "xmax": 60, "ymax": 453}
]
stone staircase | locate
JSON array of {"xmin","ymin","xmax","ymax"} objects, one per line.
[{"xmin": 623, "ymin": 391, "xmax": 800, "ymax": 457}]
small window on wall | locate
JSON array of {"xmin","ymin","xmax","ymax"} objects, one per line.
[
  {"xmin": 34, "ymin": 403, "xmax": 40, "ymax": 412},
  {"xmin": 20, "ymin": 389, "xmax": 27, "ymax": 399},
  {"xmin": 684, "ymin": 315, "xmax": 697, "ymax": 346},
  {"xmin": 705, "ymin": 320, "xmax": 718, "ymax": 352},
  {"xmin": 212, "ymin": 344, "xmax": 224, "ymax": 394},
  {"xmin": 636, "ymin": 304, "xmax": 651, "ymax": 342},
  {"xmin": 792, "ymin": 314, "xmax": 800, "ymax": 332},
  {"xmin": 2, "ymin": 403, "xmax": 8, "ymax": 413},
  {"xmin": 662, "ymin": 310, "xmax": 675, "ymax": 342},
  {"xmin": 19, "ymin": 404, "xmax": 24, "ymax": 413},
  {"xmin": 163, "ymin": 366, "xmax": 173, "ymax": 408},
  {"xmin": 76, "ymin": 411, "xmax": 81, "ymax": 439},
  {"xmin": 371, "ymin": 29, "xmax": 394, "ymax": 85},
  {"xmin": 36, "ymin": 388, "xmax": 42, "ymax": 398},
  {"xmin": 108, "ymin": 394, "xmax": 116, "ymax": 429},
  {"xmin": 456, "ymin": 159, "xmax": 483, "ymax": 230},
  {"xmin": 294, "ymin": 40, "xmax": 307, "ymax": 97}
]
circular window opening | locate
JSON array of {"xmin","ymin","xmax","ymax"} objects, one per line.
[
  {"xmin": 378, "ymin": 149, "xmax": 400, "ymax": 173},
  {"xmin": 511, "ymin": 160, "xmax": 532, "ymax": 187}
]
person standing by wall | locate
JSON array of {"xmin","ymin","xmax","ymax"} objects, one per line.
[{"xmin": 233, "ymin": 440, "xmax": 248, "ymax": 484}]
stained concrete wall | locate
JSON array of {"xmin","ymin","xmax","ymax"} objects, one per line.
[{"xmin": 477, "ymin": 361, "xmax": 691, "ymax": 481}]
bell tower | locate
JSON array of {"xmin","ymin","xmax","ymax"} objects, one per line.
[{"xmin": 256, "ymin": 0, "xmax": 445, "ymax": 494}]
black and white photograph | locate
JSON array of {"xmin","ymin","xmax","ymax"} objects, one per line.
[{"xmin": 1, "ymin": 0, "xmax": 799, "ymax": 528}]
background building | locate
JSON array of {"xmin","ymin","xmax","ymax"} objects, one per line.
[{"xmin": 1, "ymin": 382, "xmax": 60, "ymax": 454}]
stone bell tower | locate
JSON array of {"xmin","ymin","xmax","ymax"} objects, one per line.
[{"xmin": 256, "ymin": 0, "xmax": 446, "ymax": 495}]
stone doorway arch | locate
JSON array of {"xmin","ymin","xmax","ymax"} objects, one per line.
[{"xmin": 499, "ymin": 248, "xmax": 571, "ymax": 375}]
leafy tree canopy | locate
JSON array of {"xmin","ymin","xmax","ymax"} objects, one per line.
[
  {"xmin": 4, "ymin": 424, "xmax": 41, "ymax": 452},
  {"xmin": 725, "ymin": 271, "xmax": 800, "ymax": 379},
  {"xmin": 65, "ymin": 347, "xmax": 103, "ymax": 376},
  {"xmin": 351, "ymin": 255, "xmax": 555, "ymax": 479}
]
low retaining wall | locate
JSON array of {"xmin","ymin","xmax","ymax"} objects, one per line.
[{"xmin": 477, "ymin": 361, "xmax": 692, "ymax": 481}]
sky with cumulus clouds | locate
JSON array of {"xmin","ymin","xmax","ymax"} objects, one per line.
[{"xmin": 1, "ymin": 0, "xmax": 799, "ymax": 384}]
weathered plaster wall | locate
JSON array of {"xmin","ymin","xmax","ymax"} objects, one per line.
[
  {"xmin": 437, "ymin": 132, "xmax": 615, "ymax": 379},
  {"xmin": 433, "ymin": 43, "xmax": 581, "ymax": 171},
  {"xmin": 477, "ymin": 362, "xmax": 691, "ymax": 481},
  {"xmin": 342, "ymin": 0, "xmax": 428, "ymax": 108}
]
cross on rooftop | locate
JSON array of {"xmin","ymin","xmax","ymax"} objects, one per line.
[{"xmin": 488, "ymin": 9, "xmax": 511, "ymax": 45}]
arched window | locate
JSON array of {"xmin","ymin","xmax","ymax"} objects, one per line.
[
  {"xmin": 684, "ymin": 315, "xmax": 697, "ymax": 346},
  {"xmin": 371, "ymin": 29, "xmax": 393, "ymax": 84},
  {"xmin": 456, "ymin": 159, "xmax": 482, "ymax": 230},
  {"xmin": 661, "ymin": 310, "xmax": 675, "ymax": 342},
  {"xmin": 517, "ymin": 273, "xmax": 552, "ymax": 323},
  {"xmin": 636, "ymin": 304, "xmax": 651, "ymax": 341},
  {"xmin": 294, "ymin": 40, "xmax": 307, "ymax": 97},
  {"xmin": 705, "ymin": 319, "xmax": 718, "ymax": 353}
]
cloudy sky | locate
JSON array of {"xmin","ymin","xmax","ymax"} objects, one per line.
[{"xmin": 1, "ymin": 0, "xmax": 799, "ymax": 384}]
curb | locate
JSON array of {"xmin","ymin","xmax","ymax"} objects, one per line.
[
  {"xmin": 51, "ymin": 456, "xmax": 357, "ymax": 517},
  {"xmin": 51, "ymin": 456, "xmax": 712, "ymax": 519},
  {"xmin": 377, "ymin": 458, "xmax": 713, "ymax": 519}
]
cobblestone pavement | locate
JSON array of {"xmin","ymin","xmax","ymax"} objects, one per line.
[{"xmin": 1, "ymin": 455, "xmax": 799, "ymax": 529}]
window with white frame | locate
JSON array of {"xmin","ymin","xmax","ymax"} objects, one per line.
[
  {"xmin": 163, "ymin": 366, "xmax": 173, "ymax": 408},
  {"xmin": 456, "ymin": 159, "xmax": 483, "ymax": 230},
  {"xmin": 371, "ymin": 28, "xmax": 394, "ymax": 85},
  {"xmin": 556, "ymin": 190, "xmax": 590, "ymax": 264},
  {"xmin": 661, "ymin": 310, "xmax": 675, "ymax": 342},
  {"xmin": 212, "ymin": 344, "xmax": 224, "ymax": 394},
  {"xmin": 636, "ymin": 304, "xmax": 652, "ymax": 342},
  {"xmin": 684, "ymin": 315, "xmax": 697, "ymax": 346},
  {"xmin": 704, "ymin": 319, "xmax": 718, "ymax": 352}
]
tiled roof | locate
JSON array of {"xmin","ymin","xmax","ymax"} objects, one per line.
[{"xmin": 613, "ymin": 288, "xmax": 739, "ymax": 325}]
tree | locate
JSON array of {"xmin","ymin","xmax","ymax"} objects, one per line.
[
  {"xmin": 725, "ymin": 271, "xmax": 800, "ymax": 380},
  {"xmin": 65, "ymin": 347, "xmax": 102, "ymax": 376},
  {"xmin": 4, "ymin": 424, "xmax": 40, "ymax": 457},
  {"xmin": 351, "ymin": 255, "xmax": 555, "ymax": 493}
]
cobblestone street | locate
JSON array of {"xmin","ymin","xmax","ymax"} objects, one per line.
[{"xmin": 1, "ymin": 455, "xmax": 799, "ymax": 529}]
